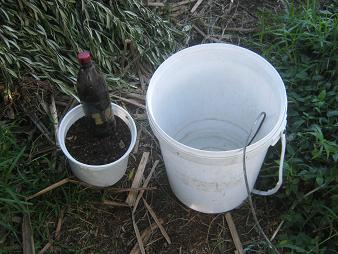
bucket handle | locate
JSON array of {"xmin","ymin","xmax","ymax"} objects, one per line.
[{"xmin": 252, "ymin": 131, "xmax": 286, "ymax": 196}]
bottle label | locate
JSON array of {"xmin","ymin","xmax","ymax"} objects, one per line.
[
  {"xmin": 90, "ymin": 106, "xmax": 113, "ymax": 125},
  {"xmin": 91, "ymin": 113, "xmax": 104, "ymax": 125}
]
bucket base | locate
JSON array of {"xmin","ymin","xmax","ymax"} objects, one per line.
[
  {"xmin": 175, "ymin": 118, "xmax": 249, "ymax": 151},
  {"xmin": 147, "ymin": 44, "xmax": 287, "ymax": 214},
  {"xmin": 173, "ymin": 188, "xmax": 246, "ymax": 214}
]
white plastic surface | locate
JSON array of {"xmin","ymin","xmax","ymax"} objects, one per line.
[
  {"xmin": 58, "ymin": 103, "xmax": 137, "ymax": 187},
  {"xmin": 147, "ymin": 43, "xmax": 287, "ymax": 213},
  {"xmin": 252, "ymin": 132, "xmax": 286, "ymax": 196}
]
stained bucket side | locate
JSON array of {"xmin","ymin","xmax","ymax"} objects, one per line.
[
  {"xmin": 58, "ymin": 103, "xmax": 137, "ymax": 187},
  {"xmin": 146, "ymin": 43, "xmax": 287, "ymax": 213}
]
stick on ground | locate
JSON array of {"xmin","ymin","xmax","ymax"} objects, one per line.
[
  {"xmin": 130, "ymin": 219, "xmax": 164, "ymax": 254},
  {"xmin": 190, "ymin": 0, "xmax": 204, "ymax": 13},
  {"xmin": 126, "ymin": 152, "xmax": 150, "ymax": 206},
  {"xmin": 22, "ymin": 213, "xmax": 35, "ymax": 254},
  {"xmin": 127, "ymin": 93, "xmax": 145, "ymax": 101},
  {"xmin": 26, "ymin": 112, "xmax": 54, "ymax": 145},
  {"xmin": 192, "ymin": 24, "xmax": 207, "ymax": 38},
  {"xmin": 38, "ymin": 242, "xmax": 51, "ymax": 254},
  {"xmin": 55, "ymin": 209, "xmax": 65, "ymax": 240},
  {"xmin": 102, "ymin": 200, "xmax": 130, "ymax": 207},
  {"xmin": 225, "ymin": 212, "xmax": 244, "ymax": 254},
  {"xmin": 143, "ymin": 199, "xmax": 171, "ymax": 244},
  {"xmin": 133, "ymin": 160, "xmax": 159, "ymax": 213},
  {"xmin": 132, "ymin": 213, "xmax": 146, "ymax": 254},
  {"xmin": 49, "ymin": 95, "xmax": 59, "ymax": 147},
  {"xmin": 111, "ymin": 94, "xmax": 146, "ymax": 109},
  {"xmin": 147, "ymin": 1, "xmax": 165, "ymax": 7},
  {"xmin": 39, "ymin": 209, "xmax": 65, "ymax": 254},
  {"xmin": 26, "ymin": 178, "xmax": 70, "ymax": 200}
]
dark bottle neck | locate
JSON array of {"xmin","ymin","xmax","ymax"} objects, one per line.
[{"xmin": 80, "ymin": 61, "xmax": 94, "ymax": 69}]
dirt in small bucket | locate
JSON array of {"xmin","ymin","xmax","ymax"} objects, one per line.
[{"xmin": 65, "ymin": 116, "xmax": 131, "ymax": 165}]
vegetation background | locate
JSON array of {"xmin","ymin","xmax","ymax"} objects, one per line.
[{"xmin": 0, "ymin": 0, "xmax": 337, "ymax": 253}]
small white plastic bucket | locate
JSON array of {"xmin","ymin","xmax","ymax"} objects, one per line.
[
  {"xmin": 147, "ymin": 43, "xmax": 287, "ymax": 213},
  {"xmin": 58, "ymin": 103, "xmax": 137, "ymax": 187}
]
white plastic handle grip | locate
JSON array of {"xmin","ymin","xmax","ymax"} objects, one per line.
[{"xmin": 252, "ymin": 132, "xmax": 286, "ymax": 196}]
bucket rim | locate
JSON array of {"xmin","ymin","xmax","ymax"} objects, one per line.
[
  {"xmin": 146, "ymin": 43, "xmax": 287, "ymax": 158},
  {"xmin": 58, "ymin": 103, "xmax": 137, "ymax": 169}
]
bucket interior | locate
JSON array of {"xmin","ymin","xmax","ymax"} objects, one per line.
[{"xmin": 148, "ymin": 45, "xmax": 286, "ymax": 151}]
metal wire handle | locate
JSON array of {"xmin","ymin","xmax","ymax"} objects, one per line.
[
  {"xmin": 252, "ymin": 132, "xmax": 286, "ymax": 195},
  {"xmin": 242, "ymin": 112, "xmax": 284, "ymax": 253},
  {"xmin": 242, "ymin": 111, "xmax": 286, "ymax": 196}
]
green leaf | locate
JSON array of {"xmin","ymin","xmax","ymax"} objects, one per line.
[
  {"xmin": 278, "ymin": 242, "xmax": 307, "ymax": 252},
  {"xmin": 2, "ymin": 25, "xmax": 16, "ymax": 33},
  {"xmin": 318, "ymin": 90, "xmax": 326, "ymax": 101},
  {"xmin": 124, "ymin": 10, "xmax": 138, "ymax": 17},
  {"xmin": 5, "ymin": 68, "xmax": 18, "ymax": 78},
  {"xmin": 316, "ymin": 175, "xmax": 324, "ymax": 185}
]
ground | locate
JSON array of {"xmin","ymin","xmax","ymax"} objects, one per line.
[
  {"xmin": 49, "ymin": 98, "xmax": 282, "ymax": 253},
  {"xmin": 1, "ymin": 0, "xmax": 291, "ymax": 253}
]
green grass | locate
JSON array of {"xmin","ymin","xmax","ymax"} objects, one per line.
[
  {"xmin": 0, "ymin": 0, "xmax": 184, "ymax": 97},
  {"xmin": 0, "ymin": 119, "xmax": 118, "ymax": 252},
  {"xmin": 1, "ymin": 121, "xmax": 57, "ymax": 250},
  {"xmin": 1, "ymin": 0, "xmax": 337, "ymax": 253},
  {"xmin": 248, "ymin": 1, "xmax": 338, "ymax": 253},
  {"xmin": 0, "ymin": 1, "xmax": 185, "ymax": 252}
]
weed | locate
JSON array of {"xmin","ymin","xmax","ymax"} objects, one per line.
[
  {"xmin": 0, "ymin": 0, "xmax": 184, "ymax": 97},
  {"xmin": 249, "ymin": 0, "xmax": 338, "ymax": 252},
  {"xmin": 0, "ymin": 1, "xmax": 185, "ymax": 252},
  {"xmin": 1, "ymin": 0, "xmax": 337, "ymax": 253}
]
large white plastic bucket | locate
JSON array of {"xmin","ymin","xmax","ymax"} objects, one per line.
[
  {"xmin": 58, "ymin": 103, "xmax": 137, "ymax": 187},
  {"xmin": 146, "ymin": 44, "xmax": 287, "ymax": 213}
]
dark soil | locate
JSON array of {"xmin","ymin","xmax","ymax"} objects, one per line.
[
  {"xmin": 4, "ymin": 1, "xmax": 287, "ymax": 253},
  {"xmin": 66, "ymin": 116, "xmax": 131, "ymax": 165}
]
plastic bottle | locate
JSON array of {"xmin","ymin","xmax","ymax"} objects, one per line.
[{"xmin": 76, "ymin": 51, "xmax": 116, "ymax": 136}]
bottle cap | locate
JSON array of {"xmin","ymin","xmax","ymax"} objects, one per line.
[{"xmin": 77, "ymin": 51, "xmax": 91, "ymax": 64}]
